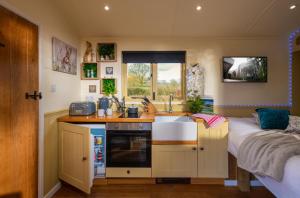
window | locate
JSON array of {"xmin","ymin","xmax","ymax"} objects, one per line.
[
  {"xmin": 123, "ymin": 63, "xmax": 185, "ymax": 101},
  {"xmin": 157, "ymin": 63, "xmax": 182, "ymax": 100},
  {"xmin": 127, "ymin": 63, "xmax": 152, "ymax": 97}
]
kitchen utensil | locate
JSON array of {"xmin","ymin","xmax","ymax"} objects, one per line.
[{"xmin": 128, "ymin": 105, "xmax": 138, "ymax": 114}]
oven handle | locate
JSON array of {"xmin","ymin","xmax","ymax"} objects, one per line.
[{"xmin": 107, "ymin": 131, "xmax": 151, "ymax": 136}]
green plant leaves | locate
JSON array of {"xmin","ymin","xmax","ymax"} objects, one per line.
[
  {"xmin": 186, "ymin": 96, "xmax": 204, "ymax": 113},
  {"xmin": 102, "ymin": 79, "xmax": 116, "ymax": 96}
]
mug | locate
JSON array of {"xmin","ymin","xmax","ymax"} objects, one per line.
[
  {"xmin": 106, "ymin": 108, "xmax": 113, "ymax": 116},
  {"xmin": 98, "ymin": 109, "xmax": 105, "ymax": 117}
]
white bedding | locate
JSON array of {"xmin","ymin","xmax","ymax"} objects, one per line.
[{"xmin": 228, "ymin": 117, "xmax": 300, "ymax": 198}]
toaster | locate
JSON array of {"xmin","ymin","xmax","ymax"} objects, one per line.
[{"xmin": 69, "ymin": 102, "xmax": 96, "ymax": 116}]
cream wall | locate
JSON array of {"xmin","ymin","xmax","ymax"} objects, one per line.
[
  {"xmin": 81, "ymin": 37, "xmax": 289, "ymax": 106},
  {"xmin": 0, "ymin": 0, "xmax": 81, "ymax": 197}
]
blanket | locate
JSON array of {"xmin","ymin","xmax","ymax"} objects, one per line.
[
  {"xmin": 237, "ymin": 130, "xmax": 300, "ymax": 181},
  {"xmin": 192, "ymin": 113, "xmax": 225, "ymax": 127}
]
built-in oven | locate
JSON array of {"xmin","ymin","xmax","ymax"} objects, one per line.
[{"xmin": 106, "ymin": 123, "xmax": 152, "ymax": 168}]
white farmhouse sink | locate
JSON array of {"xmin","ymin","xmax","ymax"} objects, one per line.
[{"xmin": 152, "ymin": 116, "xmax": 197, "ymax": 141}]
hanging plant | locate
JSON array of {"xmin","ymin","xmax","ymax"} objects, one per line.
[{"xmin": 102, "ymin": 78, "xmax": 116, "ymax": 96}]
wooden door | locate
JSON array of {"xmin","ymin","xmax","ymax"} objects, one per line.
[
  {"xmin": 58, "ymin": 122, "xmax": 92, "ymax": 194},
  {"xmin": 0, "ymin": 5, "xmax": 39, "ymax": 198},
  {"xmin": 197, "ymin": 122, "xmax": 228, "ymax": 178},
  {"xmin": 152, "ymin": 145, "xmax": 198, "ymax": 178}
]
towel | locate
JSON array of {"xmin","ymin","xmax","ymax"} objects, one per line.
[{"xmin": 193, "ymin": 113, "xmax": 226, "ymax": 127}]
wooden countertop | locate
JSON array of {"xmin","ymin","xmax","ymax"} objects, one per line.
[
  {"xmin": 57, "ymin": 111, "xmax": 207, "ymax": 123},
  {"xmin": 57, "ymin": 112, "xmax": 155, "ymax": 123}
]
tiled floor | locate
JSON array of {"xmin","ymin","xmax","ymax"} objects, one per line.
[{"xmin": 53, "ymin": 184, "xmax": 275, "ymax": 198}]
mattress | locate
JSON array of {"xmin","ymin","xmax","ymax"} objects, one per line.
[{"xmin": 228, "ymin": 117, "xmax": 300, "ymax": 198}]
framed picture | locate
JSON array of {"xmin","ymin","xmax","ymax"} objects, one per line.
[
  {"xmin": 222, "ymin": 56, "xmax": 268, "ymax": 83},
  {"xmin": 97, "ymin": 43, "xmax": 117, "ymax": 62},
  {"xmin": 101, "ymin": 78, "xmax": 117, "ymax": 94},
  {"xmin": 52, "ymin": 37, "xmax": 77, "ymax": 75},
  {"xmin": 89, "ymin": 85, "xmax": 97, "ymax": 93},
  {"xmin": 105, "ymin": 67, "xmax": 114, "ymax": 75},
  {"xmin": 81, "ymin": 62, "xmax": 99, "ymax": 80}
]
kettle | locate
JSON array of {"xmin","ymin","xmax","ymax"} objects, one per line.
[{"xmin": 98, "ymin": 97, "xmax": 110, "ymax": 111}]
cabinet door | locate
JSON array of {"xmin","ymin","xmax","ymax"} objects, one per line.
[
  {"xmin": 198, "ymin": 122, "xmax": 228, "ymax": 178},
  {"xmin": 152, "ymin": 145, "xmax": 197, "ymax": 178},
  {"xmin": 58, "ymin": 122, "xmax": 92, "ymax": 194}
]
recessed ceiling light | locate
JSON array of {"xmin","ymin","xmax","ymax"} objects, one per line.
[
  {"xmin": 104, "ymin": 5, "xmax": 110, "ymax": 11},
  {"xmin": 196, "ymin": 6, "xmax": 202, "ymax": 11},
  {"xmin": 290, "ymin": 4, "xmax": 296, "ymax": 10}
]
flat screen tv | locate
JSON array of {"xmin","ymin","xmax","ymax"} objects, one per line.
[{"xmin": 223, "ymin": 57, "xmax": 267, "ymax": 83}]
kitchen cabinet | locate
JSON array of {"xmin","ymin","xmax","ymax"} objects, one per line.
[
  {"xmin": 152, "ymin": 145, "xmax": 198, "ymax": 178},
  {"xmin": 197, "ymin": 121, "xmax": 228, "ymax": 178},
  {"xmin": 58, "ymin": 122, "xmax": 106, "ymax": 194}
]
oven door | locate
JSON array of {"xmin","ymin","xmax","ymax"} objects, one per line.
[{"xmin": 106, "ymin": 131, "xmax": 151, "ymax": 167}]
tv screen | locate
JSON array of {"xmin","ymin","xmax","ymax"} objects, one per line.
[{"xmin": 223, "ymin": 57, "xmax": 267, "ymax": 82}]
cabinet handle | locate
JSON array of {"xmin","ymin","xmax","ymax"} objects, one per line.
[
  {"xmin": 127, "ymin": 170, "xmax": 130, "ymax": 174},
  {"xmin": 82, "ymin": 157, "xmax": 87, "ymax": 161},
  {"xmin": 200, "ymin": 147, "xmax": 204, "ymax": 151},
  {"xmin": 192, "ymin": 147, "xmax": 197, "ymax": 151}
]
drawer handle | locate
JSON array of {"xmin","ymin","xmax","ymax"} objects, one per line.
[{"xmin": 127, "ymin": 170, "xmax": 130, "ymax": 174}]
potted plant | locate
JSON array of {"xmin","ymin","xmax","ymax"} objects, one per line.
[
  {"xmin": 102, "ymin": 78, "xmax": 116, "ymax": 96},
  {"xmin": 186, "ymin": 96, "xmax": 204, "ymax": 114},
  {"xmin": 98, "ymin": 44, "xmax": 107, "ymax": 60},
  {"xmin": 82, "ymin": 63, "xmax": 97, "ymax": 79},
  {"xmin": 99, "ymin": 78, "xmax": 116, "ymax": 115},
  {"xmin": 97, "ymin": 43, "xmax": 116, "ymax": 61}
]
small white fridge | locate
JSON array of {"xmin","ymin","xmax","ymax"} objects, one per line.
[{"xmin": 58, "ymin": 123, "xmax": 106, "ymax": 194}]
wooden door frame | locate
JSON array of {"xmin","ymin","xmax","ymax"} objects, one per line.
[{"xmin": 0, "ymin": 2, "xmax": 44, "ymax": 198}]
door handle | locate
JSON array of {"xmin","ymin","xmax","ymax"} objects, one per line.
[
  {"xmin": 0, "ymin": 42, "xmax": 5, "ymax": 47},
  {"xmin": 25, "ymin": 91, "xmax": 42, "ymax": 100}
]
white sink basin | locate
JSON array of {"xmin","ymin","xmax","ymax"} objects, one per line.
[{"xmin": 152, "ymin": 116, "xmax": 197, "ymax": 141}]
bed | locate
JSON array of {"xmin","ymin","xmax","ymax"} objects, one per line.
[{"xmin": 228, "ymin": 117, "xmax": 300, "ymax": 198}]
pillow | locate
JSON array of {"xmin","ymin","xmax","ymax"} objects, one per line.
[
  {"xmin": 252, "ymin": 113, "xmax": 260, "ymax": 125},
  {"xmin": 286, "ymin": 116, "xmax": 300, "ymax": 132},
  {"xmin": 255, "ymin": 108, "xmax": 290, "ymax": 130}
]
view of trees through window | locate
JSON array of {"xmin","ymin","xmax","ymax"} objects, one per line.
[
  {"xmin": 157, "ymin": 63, "xmax": 182, "ymax": 100},
  {"xmin": 127, "ymin": 63, "xmax": 182, "ymax": 100},
  {"xmin": 127, "ymin": 63, "xmax": 151, "ymax": 97}
]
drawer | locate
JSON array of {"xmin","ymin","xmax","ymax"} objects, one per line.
[{"xmin": 106, "ymin": 168, "xmax": 151, "ymax": 178}]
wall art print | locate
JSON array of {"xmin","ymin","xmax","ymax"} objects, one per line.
[{"xmin": 52, "ymin": 37, "xmax": 77, "ymax": 75}]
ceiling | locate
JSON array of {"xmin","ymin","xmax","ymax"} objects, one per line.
[{"xmin": 52, "ymin": 0, "xmax": 300, "ymax": 37}]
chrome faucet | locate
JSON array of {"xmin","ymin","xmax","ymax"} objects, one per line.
[
  {"xmin": 168, "ymin": 94, "xmax": 174, "ymax": 113},
  {"xmin": 112, "ymin": 96, "xmax": 126, "ymax": 113}
]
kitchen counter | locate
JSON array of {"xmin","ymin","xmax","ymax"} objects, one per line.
[
  {"xmin": 57, "ymin": 111, "xmax": 208, "ymax": 123},
  {"xmin": 57, "ymin": 112, "xmax": 155, "ymax": 123}
]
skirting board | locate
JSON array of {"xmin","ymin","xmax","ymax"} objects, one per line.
[
  {"xmin": 225, "ymin": 180, "xmax": 263, "ymax": 187},
  {"xmin": 44, "ymin": 182, "xmax": 61, "ymax": 198}
]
